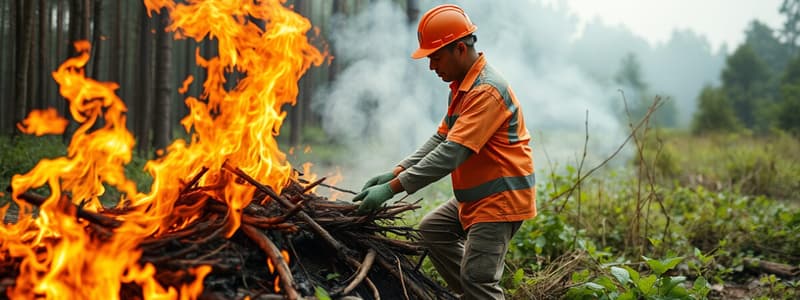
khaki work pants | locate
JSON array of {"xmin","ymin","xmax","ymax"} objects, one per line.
[{"xmin": 418, "ymin": 198, "xmax": 522, "ymax": 300}]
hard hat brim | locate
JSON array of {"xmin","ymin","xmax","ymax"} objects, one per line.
[{"xmin": 411, "ymin": 47, "xmax": 439, "ymax": 59}]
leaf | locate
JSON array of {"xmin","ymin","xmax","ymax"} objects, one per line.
[
  {"xmin": 584, "ymin": 282, "xmax": 605, "ymax": 291},
  {"xmin": 617, "ymin": 290, "xmax": 636, "ymax": 300},
  {"xmin": 623, "ymin": 266, "xmax": 640, "ymax": 282},
  {"xmin": 660, "ymin": 276, "xmax": 687, "ymax": 295},
  {"xmin": 648, "ymin": 237, "xmax": 662, "ymax": 248},
  {"xmin": 610, "ymin": 266, "xmax": 631, "ymax": 285},
  {"xmin": 513, "ymin": 268, "xmax": 525, "ymax": 286},
  {"xmin": 693, "ymin": 276, "xmax": 711, "ymax": 298},
  {"xmin": 572, "ymin": 269, "xmax": 591, "ymax": 282},
  {"xmin": 315, "ymin": 287, "xmax": 331, "ymax": 300},
  {"xmin": 636, "ymin": 274, "xmax": 657, "ymax": 296},
  {"xmin": 644, "ymin": 255, "xmax": 684, "ymax": 276},
  {"xmin": 595, "ymin": 276, "xmax": 617, "ymax": 290}
]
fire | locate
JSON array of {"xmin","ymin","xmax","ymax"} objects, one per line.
[
  {"xmin": 266, "ymin": 249, "xmax": 291, "ymax": 292},
  {"xmin": 16, "ymin": 108, "xmax": 69, "ymax": 136},
  {"xmin": 2, "ymin": 0, "xmax": 323, "ymax": 299}
]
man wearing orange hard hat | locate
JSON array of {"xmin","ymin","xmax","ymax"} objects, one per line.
[{"xmin": 354, "ymin": 4, "xmax": 536, "ymax": 299}]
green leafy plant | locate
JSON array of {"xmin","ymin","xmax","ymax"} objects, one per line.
[{"xmin": 566, "ymin": 255, "xmax": 709, "ymax": 300}]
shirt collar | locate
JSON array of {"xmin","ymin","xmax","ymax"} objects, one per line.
[{"xmin": 457, "ymin": 52, "xmax": 486, "ymax": 92}]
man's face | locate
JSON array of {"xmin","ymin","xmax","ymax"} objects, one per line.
[{"xmin": 427, "ymin": 44, "xmax": 460, "ymax": 82}]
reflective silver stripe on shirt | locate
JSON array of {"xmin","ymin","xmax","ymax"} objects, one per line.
[{"xmin": 454, "ymin": 173, "xmax": 535, "ymax": 202}]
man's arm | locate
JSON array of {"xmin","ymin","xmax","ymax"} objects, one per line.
[
  {"xmin": 390, "ymin": 139, "xmax": 472, "ymax": 193},
  {"xmin": 397, "ymin": 133, "xmax": 446, "ymax": 170}
]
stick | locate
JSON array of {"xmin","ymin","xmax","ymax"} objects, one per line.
[
  {"xmin": 300, "ymin": 177, "xmax": 327, "ymax": 194},
  {"xmin": 298, "ymin": 177, "xmax": 358, "ymax": 195},
  {"xmin": 180, "ymin": 166, "xmax": 209, "ymax": 194},
  {"xmin": 365, "ymin": 277, "xmax": 381, "ymax": 300},
  {"xmin": 241, "ymin": 224, "xmax": 299, "ymax": 300},
  {"xmin": 340, "ymin": 249, "xmax": 377, "ymax": 296},
  {"xmin": 222, "ymin": 162, "xmax": 357, "ymax": 259},
  {"xmin": 414, "ymin": 250, "xmax": 428, "ymax": 272},
  {"xmin": 14, "ymin": 190, "xmax": 122, "ymax": 228},
  {"xmin": 375, "ymin": 255, "xmax": 428, "ymax": 300},
  {"xmin": 396, "ymin": 255, "xmax": 410, "ymax": 300}
]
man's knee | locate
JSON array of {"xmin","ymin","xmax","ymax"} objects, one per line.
[{"xmin": 460, "ymin": 240, "xmax": 504, "ymax": 284}]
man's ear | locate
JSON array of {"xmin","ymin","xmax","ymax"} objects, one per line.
[{"xmin": 457, "ymin": 42, "xmax": 466, "ymax": 56}]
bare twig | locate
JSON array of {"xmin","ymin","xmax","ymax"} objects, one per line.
[
  {"xmin": 297, "ymin": 177, "xmax": 358, "ymax": 195},
  {"xmin": 222, "ymin": 161, "xmax": 358, "ymax": 260},
  {"xmin": 554, "ymin": 94, "xmax": 663, "ymax": 212},
  {"xmin": 14, "ymin": 190, "xmax": 122, "ymax": 228},
  {"xmin": 241, "ymin": 224, "xmax": 298, "ymax": 300},
  {"xmin": 339, "ymin": 249, "xmax": 377, "ymax": 296},
  {"xmin": 396, "ymin": 255, "xmax": 410, "ymax": 300}
]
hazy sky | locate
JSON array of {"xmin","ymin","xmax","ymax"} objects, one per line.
[{"xmin": 545, "ymin": 0, "xmax": 785, "ymax": 52}]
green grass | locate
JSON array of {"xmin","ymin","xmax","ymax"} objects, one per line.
[{"xmin": 502, "ymin": 130, "xmax": 800, "ymax": 299}]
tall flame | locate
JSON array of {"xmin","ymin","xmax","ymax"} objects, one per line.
[{"xmin": 2, "ymin": 0, "xmax": 323, "ymax": 298}]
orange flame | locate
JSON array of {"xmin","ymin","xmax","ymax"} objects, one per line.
[
  {"xmin": 178, "ymin": 75, "xmax": 194, "ymax": 94},
  {"xmin": 16, "ymin": 108, "xmax": 69, "ymax": 136},
  {"xmin": 2, "ymin": 0, "xmax": 323, "ymax": 298},
  {"xmin": 266, "ymin": 249, "xmax": 291, "ymax": 292}
]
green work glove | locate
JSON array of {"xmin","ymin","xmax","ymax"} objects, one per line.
[
  {"xmin": 353, "ymin": 183, "xmax": 396, "ymax": 214},
  {"xmin": 361, "ymin": 171, "xmax": 395, "ymax": 191}
]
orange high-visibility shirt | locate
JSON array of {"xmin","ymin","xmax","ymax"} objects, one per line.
[{"xmin": 437, "ymin": 54, "xmax": 537, "ymax": 230}]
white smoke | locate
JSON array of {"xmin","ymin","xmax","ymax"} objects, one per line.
[{"xmin": 309, "ymin": 0, "xmax": 721, "ymax": 194}]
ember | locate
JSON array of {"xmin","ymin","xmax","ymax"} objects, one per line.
[{"xmin": 1, "ymin": 0, "xmax": 454, "ymax": 299}]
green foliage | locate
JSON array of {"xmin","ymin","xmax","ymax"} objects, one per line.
[
  {"xmin": 314, "ymin": 286, "xmax": 332, "ymax": 300},
  {"xmin": 691, "ymin": 86, "xmax": 741, "ymax": 134},
  {"xmin": 566, "ymin": 255, "xmax": 701, "ymax": 300},
  {"xmin": 508, "ymin": 210, "xmax": 576, "ymax": 264},
  {"xmin": 0, "ymin": 135, "xmax": 153, "ymax": 207},
  {"xmin": 778, "ymin": 55, "xmax": 800, "ymax": 134},
  {"xmin": 0, "ymin": 135, "xmax": 67, "ymax": 204},
  {"xmin": 722, "ymin": 44, "xmax": 771, "ymax": 129},
  {"xmin": 644, "ymin": 131, "xmax": 800, "ymax": 199},
  {"xmin": 745, "ymin": 20, "xmax": 791, "ymax": 75}
]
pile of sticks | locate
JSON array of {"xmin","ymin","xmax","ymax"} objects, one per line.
[{"xmin": 2, "ymin": 161, "xmax": 456, "ymax": 300}]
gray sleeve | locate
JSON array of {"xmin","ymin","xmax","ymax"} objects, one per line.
[
  {"xmin": 398, "ymin": 133, "xmax": 446, "ymax": 169},
  {"xmin": 397, "ymin": 139, "xmax": 472, "ymax": 193}
]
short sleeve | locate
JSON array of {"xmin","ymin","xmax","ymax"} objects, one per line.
[{"xmin": 445, "ymin": 87, "xmax": 510, "ymax": 153}]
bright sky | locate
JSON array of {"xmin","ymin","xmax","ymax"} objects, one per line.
[{"xmin": 545, "ymin": 0, "xmax": 785, "ymax": 52}]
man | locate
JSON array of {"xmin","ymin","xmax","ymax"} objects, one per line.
[{"xmin": 353, "ymin": 4, "xmax": 536, "ymax": 299}]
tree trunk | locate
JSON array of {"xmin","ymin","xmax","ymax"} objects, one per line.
[
  {"xmin": 121, "ymin": 0, "xmax": 132, "ymax": 115},
  {"xmin": 55, "ymin": 0, "xmax": 65, "ymax": 109},
  {"xmin": 110, "ymin": 0, "xmax": 121, "ymax": 83},
  {"xmin": 62, "ymin": 0, "xmax": 87, "ymax": 142},
  {"xmin": 329, "ymin": 0, "xmax": 344, "ymax": 84},
  {"xmin": 14, "ymin": 0, "xmax": 36, "ymax": 134},
  {"xmin": 38, "ymin": 0, "xmax": 49, "ymax": 109},
  {"xmin": 153, "ymin": 9, "xmax": 173, "ymax": 154},
  {"xmin": 136, "ymin": 3, "xmax": 154, "ymax": 154},
  {"xmin": 90, "ymin": 0, "xmax": 103, "ymax": 79},
  {"xmin": 288, "ymin": 0, "xmax": 307, "ymax": 147},
  {"xmin": 28, "ymin": 0, "xmax": 39, "ymax": 110},
  {"xmin": 81, "ymin": 0, "xmax": 89, "ymax": 42},
  {"xmin": 0, "ymin": 0, "xmax": 14, "ymax": 134}
]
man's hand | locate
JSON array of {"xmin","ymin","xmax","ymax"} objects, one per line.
[
  {"xmin": 353, "ymin": 183, "xmax": 396, "ymax": 213},
  {"xmin": 361, "ymin": 171, "xmax": 396, "ymax": 191}
]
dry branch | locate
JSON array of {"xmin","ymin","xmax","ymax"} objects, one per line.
[{"xmin": 3, "ymin": 164, "xmax": 455, "ymax": 299}]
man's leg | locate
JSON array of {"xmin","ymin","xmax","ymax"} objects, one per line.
[
  {"xmin": 418, "ymin": 198, "xmax": 466, "ymax": 294},
  {"xmin": 460, "ymin": 221, "xmax": 522, "ymax": 300}
]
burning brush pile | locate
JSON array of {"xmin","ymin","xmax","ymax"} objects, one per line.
[{"xmin": 1, "ymin": 0, "xmax": 454, "ymax": 299}]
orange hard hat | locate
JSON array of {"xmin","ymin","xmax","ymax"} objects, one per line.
[{"xmin": 411, "ymin": 4, "xmax": 477, "ymax": 59}]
